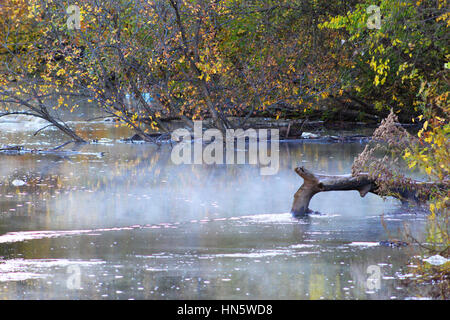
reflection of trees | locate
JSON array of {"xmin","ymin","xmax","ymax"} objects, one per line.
[
  {"xmin": 309, "ymin": 271, "xmax": 326, "ymax": 299},
  {"xmin": 0, "ymin": 140, "xmax": 372, "ymax": 234},
  {"xmin": 0, "ymin": 154, "xmax": 67, "ymax": 220},
  {"xmin": 282, "ymin": 142, "xmax": 366, "ymax": 174},
  {"xmin": 1, "ymin": 139, "xmax": 405, "ymax": 299}
]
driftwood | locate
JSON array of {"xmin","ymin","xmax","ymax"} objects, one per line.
[
  {"xmin": 0, "ymin": 144, "xmax": 104, "ymax": 158},
  {"xmin": 291, "ymin": 166, "xmax": 448, "ymax": 217}
]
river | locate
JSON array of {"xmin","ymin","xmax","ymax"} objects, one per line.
[{"xmin": 0, "ymin": 117, "xmax": 432, "ymax": 299}]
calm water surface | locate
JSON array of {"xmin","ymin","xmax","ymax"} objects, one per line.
[{"xmin": 0, "ymin": 117, "xmax": 432, "ymax": 299}]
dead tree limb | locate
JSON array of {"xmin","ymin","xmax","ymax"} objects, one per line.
[
  {"xmin": 0, "ymin": 144, "xmax": 102, "ymax": 158},
  {"xmin": 291, "ymin": 166, "xmax": 448, "ymax": 217}
]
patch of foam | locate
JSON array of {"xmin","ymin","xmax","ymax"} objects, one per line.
[
  {"xmin": 200, "ymin": 248, "xmax": 318, "ymax": 259},
  {"xmin": 289, "ymin": 244, "xmax": 316, "ymax": 249},
  {"xmin": 201, "ymin": 250, "xmax": 288, "ymax": 259},
  {"xmin": 0, "ymin": 272, "xmax": 44, "ymax": 282},
  {"xmin": 0, "ymin": 225, "xmax": 144, "ymax": 244},
  {"xmin": 239, "ymin": 213, "xmax": 298, "ymax": 224},
  {"xmin": 348, "ymin": 242, "xmax": 379, "ymax": 247},
  {"xmin": 145, "ymin": 268, "xmax": 168, "ymax": 272},
  {"xmin": 310, "ymin": 213, "xmax": 340, "ymax": 218},
  {"xmin": 0, "ymin": 230, "xmax": 94, "ymax": 244},
  {"xmin": 0, "ymin": 258, "xmax": 104, "ymax": 282}
]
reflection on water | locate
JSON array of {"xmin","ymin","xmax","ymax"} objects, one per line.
[{"xmin": 0, "ymin": 120, "xmax": 432, "ymax": 299}]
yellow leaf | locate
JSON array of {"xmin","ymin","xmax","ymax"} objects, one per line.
[
  {"xmin": 430, "ymin": 203, "xmax": 435, "ymax": 213},
  {"xmin": 374, "ymin": 75, "xmax": 380, "ymax": 86}
]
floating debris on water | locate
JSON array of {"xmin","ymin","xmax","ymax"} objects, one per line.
[
  {"xmin": 379, "ymin": 240, "xmax": 409, "ymax": 248},
  {"xmin": 11, "ymin": 179, "xmax": 26, "ymax": 187},
  {"xmin": 422, "ymin": 255, "xmax": 449, "ymax": 266}
]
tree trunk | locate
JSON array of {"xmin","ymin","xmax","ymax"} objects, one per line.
[{"xmin": 291, "ymin": 166, "xmax": 447, "ymax": 217}]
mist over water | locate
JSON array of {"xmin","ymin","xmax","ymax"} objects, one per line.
[{"xmin": 0, "ymin": 117, "xmax": 432, "ymax": 299}]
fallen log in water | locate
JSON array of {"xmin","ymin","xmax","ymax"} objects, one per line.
[
  {"xmin": 0, "ymin": 144, "xmax": 104, "ymax": 158},
  {"xmin": 291, "ymin": 166, "xmax": 448, "ymax": 217}
]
